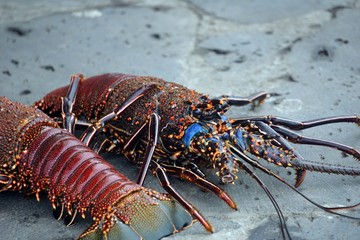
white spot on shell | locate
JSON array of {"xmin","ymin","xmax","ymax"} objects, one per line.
[
  {"xmin": 72, "ymin": 10, "xmax": 102, "ymax": 18},
  {"xmin": 274, "ymin": 98, "xmax": 303, "ymax": 113}
]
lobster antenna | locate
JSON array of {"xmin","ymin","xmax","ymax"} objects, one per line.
[{"xmin": 230, "ymin": 146, "xmax": 360, "ymax": 219}]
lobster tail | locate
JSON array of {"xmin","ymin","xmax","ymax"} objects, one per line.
[
  {"xmin": 20, "ymin": 127, "xmax": 192, "ymax": 239},
  {"xmin": 119, "ymin": 191, "xmax": 192, "ymax": 239},
  {"xmin": 80, "ymin": 190, "xmax": 192, "ymax": 240}
]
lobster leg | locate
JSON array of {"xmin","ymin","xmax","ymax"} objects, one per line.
[
  {"xmin": 59, "ymin": 73, "xmax": 160, "ymax": 146},
  {"xmin": 159, "ymin": 163, "xmax": 237, "ymax": 210},
  {"xmin": 151, "ymin": 160, "xmax": 214, "ymax": 233},
  {"xmin": 119, "ymin": 112, "xmax": 159, "ymax": 185},
  {"xmin": 78, "ymin": 83, "xmax": 159, "ymax": 146},
  {"xmin": 61, "ymin": 74, "xmax": 84, "ymax": 133},
  {"xmin": 207, "ymin": 91, "xmax": 268, "ymax": 114},
  {"xmin": 122, "ymin": 107, "xmax": 150, "ymax": 154},
  {"xmin": 90, "ymin": 135, "xmax": 112, "ymax": 154},
  {"xmin": 212, "ymin": 91, "xmax": 268, "ymax": 107},
  {"xmin": 136, "ymin": 113, "xmax": 160, "ymax": 185}
]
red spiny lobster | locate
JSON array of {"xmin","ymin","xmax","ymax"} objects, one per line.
[
  {"xmin": 0, "ymin": 96, "xmax": 193, "ymax": 240},
  {"xmin": 35, "ymin": 73, "xmax": 360, "ymax": 239}
]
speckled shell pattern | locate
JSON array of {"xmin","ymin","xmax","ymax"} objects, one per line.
[{"xmin": 35, "ymin": 73, "xmax": 203, "ymax": 151}]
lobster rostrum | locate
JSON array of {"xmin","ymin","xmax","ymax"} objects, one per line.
[
  {"xmin": 35, "ymin": 73, "xmax": 360, "ymax": 238},
  {"xmin": 0, "ymin": 96, "xmax": 193, "ymax": 240}
]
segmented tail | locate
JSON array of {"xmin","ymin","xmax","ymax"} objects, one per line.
[{"xmin": 19, "ymin": 127, "xmax": 192, "ymax": 239}]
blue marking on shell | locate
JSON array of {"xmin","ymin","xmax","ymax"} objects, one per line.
[
  {"xmin": 220, "ymin": 115, "xmax": 232, "ymax": 129},
  {"xmin": 183, "ymin": 123, "xmax": 207, "ymax": 147},
  {"xmin": 234, "ymin": 129, "xmax": 246, "ymax": 150},
  {"xmin": 220, "ymin": 116, "xmax": 228, "ymax": 121}
]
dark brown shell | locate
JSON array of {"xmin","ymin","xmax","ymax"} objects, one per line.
[{"xmin": 35, "ymin": 73, "xmax": 203, "ymax": 151}]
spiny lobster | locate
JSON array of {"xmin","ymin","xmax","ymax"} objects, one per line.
[
  {"xmin": 0, "ymin": 96, "xmax": 193, "ymax": 240},
  {"xmin": 35, "ymin": 73, "xmax": 360, "ymax": 239}
]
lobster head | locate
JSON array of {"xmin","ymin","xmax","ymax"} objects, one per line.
[
  {"xmin": 180, "ymin": 115, "xmax": 246, "ymax": 184},
  {"xmin": 159, "ymin": 95, "xmax": 259, "ymax": 185}
]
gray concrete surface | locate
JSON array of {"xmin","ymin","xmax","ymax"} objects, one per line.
[{"xmin": 0, "ymin": 0, "xmax": 359, "ymax": 239}]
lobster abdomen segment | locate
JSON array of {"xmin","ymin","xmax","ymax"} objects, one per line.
[{"xmin": 21, "ymin": 127, "xmax": 137, "ymax": 203}]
